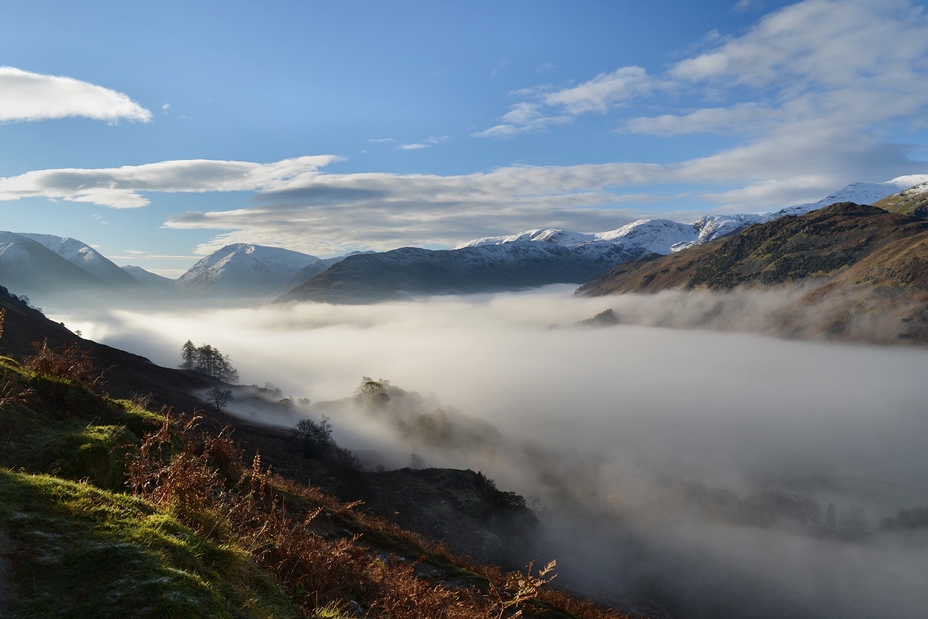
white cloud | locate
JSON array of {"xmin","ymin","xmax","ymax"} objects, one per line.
[
  {"xmin": 0, "ymin": 66, "xmax": 151, "ymax": 123},
  {"xmin": 543, "ymin": 66, "xmax": 656, "ymax": 114},
  {"xmin": 396, "ymin": 136, "xmax": 450, "ymax": 150},
  {"xmin": 621, "ymin": 103, "xmax": 776, "ymax": 136},
  {"xmin": 474, "ymin": 102, "xmax": 572, "ymax": 137},
  {"xmin": 0, "ymin": 156, "xmax": 339, "ymax": 208},
  {"xmin": 8, "ymin": 1, "xmax": 928, "ymax": 254},
  {"xmin": 476, "ymin": 0, "xmax": 928, "ymax": 208},
  {"xmin": 732, "ymin": 0, "xmax": 765, "ymax": 12}
]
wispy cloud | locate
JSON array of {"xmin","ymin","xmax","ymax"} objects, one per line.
[
  {"xmin": 0, "ymin": 156, "xmax": 338, "ymax": 208},
  {"xmin": 475, "ymin": 0, "xmax": 928, "ymax": 205},
  {"xmin": 474, "ymin": 102, "xmax": 571, "ymax": 137},
  {"xmin": 7, "ymin": 1, "xmax": 928, "ymax": 255},
  {"xmin": 396, "ymin": 135, "xmax": 450, "ymax": 150},
  {"xmin": 542, "ymin": 66, "xmax": 656, "ymax": 114},
  {"xmin": 0, "ymin": 66, "xmax": 151, "ymax": 123}
]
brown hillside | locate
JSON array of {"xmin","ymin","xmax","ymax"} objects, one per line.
[
  {"xmin": 580, "ymin": 203, "xmax": 928, "ymax": 296},
  {"xmin": 577, "ymin": 203, "xmax": 928, "ymax": 345}
]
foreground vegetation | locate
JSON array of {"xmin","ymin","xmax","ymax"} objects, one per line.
[{"xmin": 0, "ymin": 330, "xmax": 630, "ymax": 618}]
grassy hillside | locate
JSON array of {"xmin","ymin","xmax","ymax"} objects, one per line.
[
  {"xmin": 873, "ymin": 181, "xmax": 928, "ymax": 218},
  {"xmin": 0, "ymin": 300, "xmax": 634, "ymax": 618}
]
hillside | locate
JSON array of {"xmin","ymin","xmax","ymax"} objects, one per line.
[
  {"xmin": 278, "ymin": 243, "xmax": 650, "ymax": 304},
  {"xmin": 873, "ymin": 180, "xmax": 928, "ymax": 218},
  {"xmin": 578, "ymin": 203, "xmax": 928, "ymax": 344},
  {"xmin": 0, "ymin": 232, "xmax": 110, "ymax": 297},
  {"xmin": 0, "ymin": 286, "xmax": 639, "ymax": 618},
  {"xmin": 22, "ymin": 233, "xmax": 143, "ymax": 288}
]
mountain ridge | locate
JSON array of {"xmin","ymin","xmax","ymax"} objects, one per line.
[{"xmin": 577, "ymin": 202, "xmax": 928, "ymax": 345}]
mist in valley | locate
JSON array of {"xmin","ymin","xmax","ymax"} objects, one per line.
[{"xmin": 44, "ymin": 286, "xmax": 928, "ymax": 618}]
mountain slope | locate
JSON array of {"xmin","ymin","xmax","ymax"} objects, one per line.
[
  {"xmin": 121, "ymin": 265, "xmax": 177, "ymax": 291},
  {"xmin": 176, "ymin": 243, "xmax": 320, "ymax": 297},
  {"xmin": 278, "ymin": 242, "xmax": 651, "ymax": 303},
  {"xmin": 0, "ymin": 232, "xmax": 108, "ymax": 297},
  {"xmin": 873, "ymin": 180, "xmax": 928, "ymax": 218},
  {"xmin": 577, "ymin": 203, "xmax": 928, "ymax": 344},
  {"xmin": 21, "ymin": 233, "xmax": 142, "ymax": 288}
]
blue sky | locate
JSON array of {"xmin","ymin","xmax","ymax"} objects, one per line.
[{"xmin": 2, "ymin": 0, "xmax": 928, "ymax": 275}]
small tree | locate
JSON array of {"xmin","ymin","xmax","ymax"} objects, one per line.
[
  {"xmin": 180, "ymin": 340, "xmax": 197, "ymax": 370},
  {"xmin": 206, "ymin": 386, "xmax": 232, "ymax": 412},
  {"xmin": 295, "ymin": 415, "xmax": 333, "ymax": 458}
]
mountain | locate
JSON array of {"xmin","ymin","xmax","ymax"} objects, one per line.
[
  {"xmin": 577, "ymin": 202, "xmax": 928, "ymax": 344},
  {"xmin": 0, "ymin": 231, "xmax": 108, "ymax": 296},
  {"xmin": 873, "ymin": 180, "xmax": 928, "ymax": 218},
  {"xmin": 270, "ymin": 252, "xmax": 376, "ymax": 297},
  {"xmin": 278, "ymin": 179, "xmax": 928, "ymax": 304},
  {"xmin": 121, "ymin": 265, "xmax": 177, "ymax": 291},
  {"xmin": 21, "ymin": 233, "xmax": 142, "ymax": 288},
  {"xmin": 461, "ymin": 177, "xmax": 928, "ymax": 256},
  {"xmin": 277, "ymin": 242, "xmax": 652, "ymax": 303},
  {"xmin": 175, "ymin": 243, "xmax": 320, "ymax": 297}
]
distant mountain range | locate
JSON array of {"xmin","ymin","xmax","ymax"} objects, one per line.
[
  {"xmin": 3, "ymin": 175, "xmax": 927, "ymax": 304},
  {"xmin": 280, "ymin": 176, "xmax": 928, "ymax": 303}
]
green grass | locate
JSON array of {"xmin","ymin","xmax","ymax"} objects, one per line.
[
  {"xmin": 0, "ymin": 470, "xmax": 294, "ymax": 619},
  {"xmin": 0, "ymin": 356, "xmax": 295, "ymax": 618}
]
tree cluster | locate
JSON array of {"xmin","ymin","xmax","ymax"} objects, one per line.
[
  {"xmin": 294, "ymin": 415, "xmax": 360, "ymax": 470},
  {"xmin": 181, "ymin": 340, "xmax": 239, "ymax": 383}
]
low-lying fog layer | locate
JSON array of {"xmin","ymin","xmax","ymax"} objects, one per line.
[{"xmin": 49, "ymin": 286, "xmax": 928, "ymax": 618}]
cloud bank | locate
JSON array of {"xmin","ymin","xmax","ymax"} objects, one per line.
[
  {"xmin": 0, "ymin": 156, "xmax": 338, "ymax": 208},
  {"xmin": 47, "ymin": 287, "xmax": 928, "ymax": 618},
  {"xmin": 0, "ymin": 66, "xmax": 151, "ymax": 123}
]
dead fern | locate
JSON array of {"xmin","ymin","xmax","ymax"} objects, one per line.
[
  {"xmin": 24, "ymin": 340, "xmax": 106, "ymax": 392},
  {"xmin": 126, "ymin": 415, "xmax": 630, "ymax": 619}
]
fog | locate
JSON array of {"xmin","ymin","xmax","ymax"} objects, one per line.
[{"xmin": 47, "ymin": 286, "xmax": 928, "ymax": 618}]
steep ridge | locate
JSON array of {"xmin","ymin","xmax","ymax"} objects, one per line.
[
  {"xmin": 175, "ymin": 243, "xmax": 319, "ymax": 297},
  {"xmin": 577, "ymin": 203, "xmax": 928, "ymax": 344}
]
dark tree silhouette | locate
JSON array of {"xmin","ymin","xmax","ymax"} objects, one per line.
[
  {"xmin": 206, "ymin": 386, "xmax": 232, "ymax": 412},
  {"xmin": 180, "ymin": 341, "xmax": 239, "ymax": 383},
  {"xmin": 180, "ymin": 340, "xmax": 197, "ymax": 370}
]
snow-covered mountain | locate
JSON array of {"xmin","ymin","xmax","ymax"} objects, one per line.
[
  {"xmin": 0, "ymin": 232, "xmax": 108, "ymax": 296},
  {"xmin": 21, "ymin": 233, "xmax": 141, "ymax": 287},
  {"xmin": 458, "ymin": 176, "xmax": 928, "ymax": 257},
  {"xmin": 121, "ymin": 265, "xmax": 177, "ymax": 292},
  {"xmin": 280, "ymin": 176, "xmax": 928, "ymax": 304},
  {"xmin": 272, "ymin": 251, "xmax": 378, "ymax": 297},
  {"xmin": 175, "ymin": 243, "xmax": 321, "ymax": 297},
  {"xmin": 278, "ymin": 241, "xmax": 652, "ymax": 304}
]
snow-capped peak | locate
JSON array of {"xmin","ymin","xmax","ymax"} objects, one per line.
[
  {"xmin": 456, "ymin": 176, "xmax": 928, "ymax": 258},
  {"xmin": 175, "ymin": 243, "xmax": 320, "ymax": 296},
  {"xmin": 19, "ymin": 233, "xmax": 139, "ymax": 286}
]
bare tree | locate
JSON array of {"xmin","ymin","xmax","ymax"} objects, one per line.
[{"xmin": 206, "ymin": 386, "xmax": 232, "ymax": 412}]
